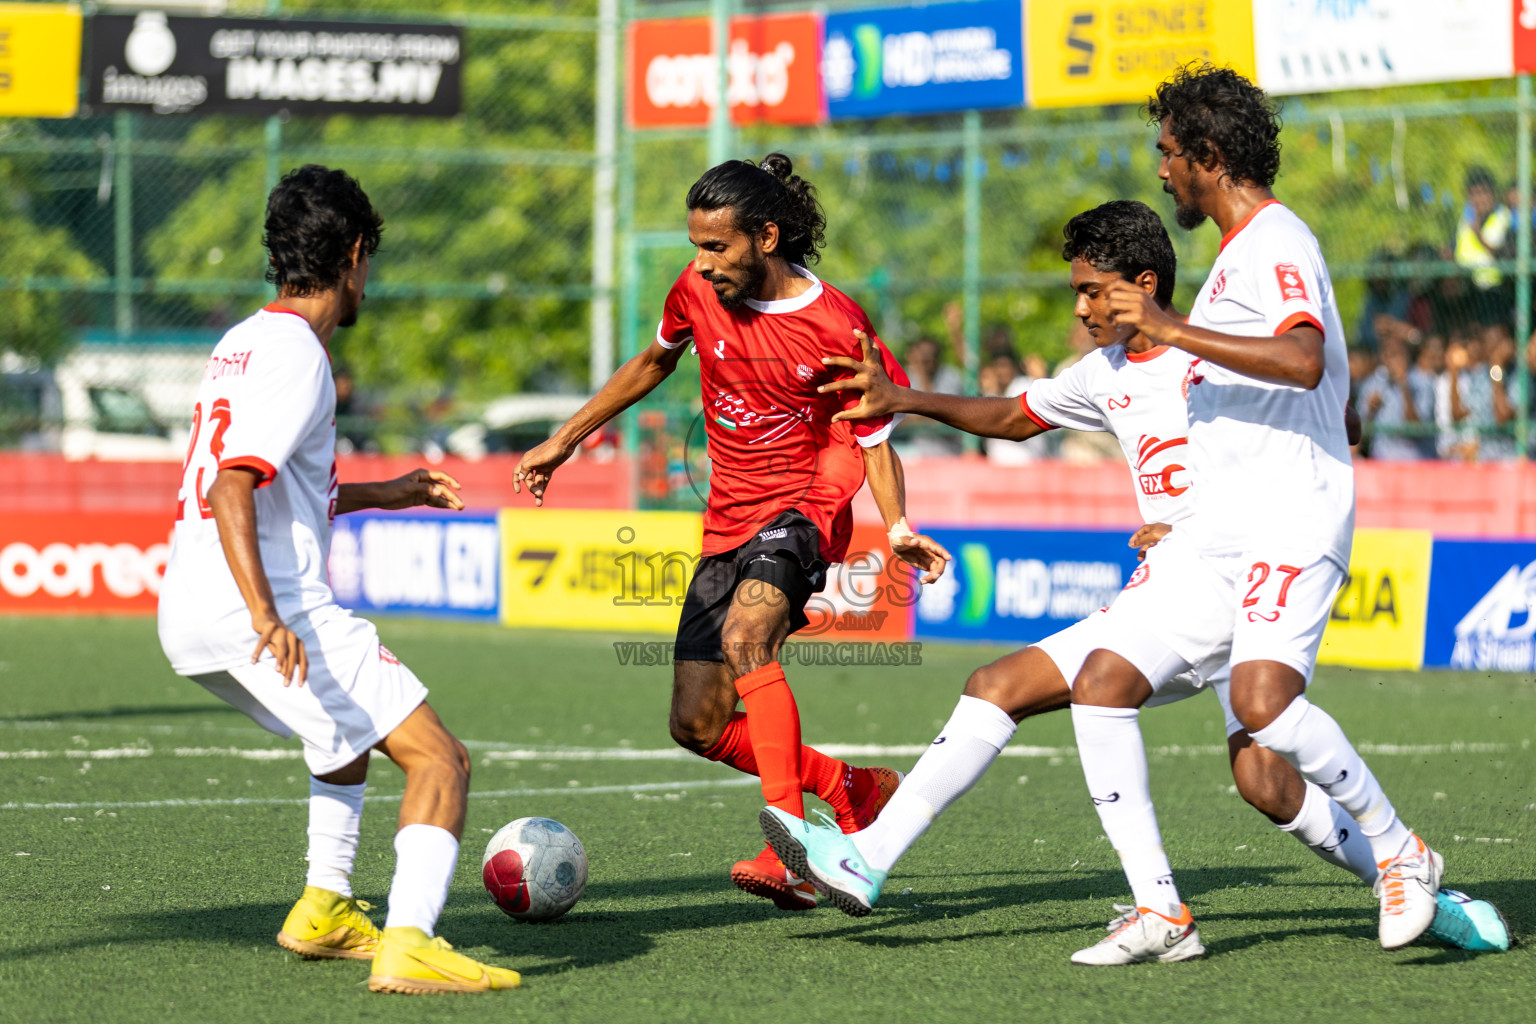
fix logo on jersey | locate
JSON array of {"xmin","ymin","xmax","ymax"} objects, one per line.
[
  {"xmin": 1209, "ymin": 268, "xmax": 1228, "ymax": 301},
  {"xmin": 1180, "ymin": 359, "xmax": 1204, "ymax": 401},
  {"xmin": 1125, "ymin": 563, "xmax": 1150, "ymax": 590},
  {"xmin": 1134, "ymin": 435, "xmax": 1189, "ymax": 498},
  {"xmin": 1275, "ymin": 263, "xmax": 1309, "ymax": 302}
]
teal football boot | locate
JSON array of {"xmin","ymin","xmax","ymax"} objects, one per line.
[
  {"xmin": 760, "ymin": 806, "xmax": 886, "ymax": 917},
  {"xmin": 1427, "ymin": 889, "xmax": 1511, "ymax": 952}
]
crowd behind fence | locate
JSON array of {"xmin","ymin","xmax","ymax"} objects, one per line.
[{"xmin": 0, "ymin": 1, "xmax": 1532, "ymax": 490}]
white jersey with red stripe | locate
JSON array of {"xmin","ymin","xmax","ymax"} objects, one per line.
[
  {"xmin": 1181, "ymin": 200, "xmax": 1354, "ymax": 569},
  {"xmin": 158, "ymin": 304, "xmax": 339, "ymax": 676},
  {"xmin": 1019, "ymin": 343, "xmax": 1201, "ymax": 526}
]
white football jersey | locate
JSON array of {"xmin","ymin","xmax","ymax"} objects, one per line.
[
  {"xmin": 158, "ymin": 304, "xmax": 339, "ymax": 675},
  {"xmin": 1183, "ymin": 201, "xmax": 1354, "ymax": 568},
  {"xmin": 1020, "ymin": 343, "xmax": 1200, "ymax": 525}
]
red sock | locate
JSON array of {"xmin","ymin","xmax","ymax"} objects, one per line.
[
  {"xmin": 703, "ymin": 712, "xmax": 861, "ymax": 825},
  {"xmin": 733, "ymin": 663, "xmax": 804, "ymax": 818},
  {"xmin": 701, "ymin": 713, "xmax": 758, "ymax": 775},
  {"xmin": 800, "ymin": 747, "xmax": 856, "ymax": 822}
]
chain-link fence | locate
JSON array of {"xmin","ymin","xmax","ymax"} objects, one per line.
[{"xmin": 1, "ymin": 0, "xmax": 1532, "ymax": 481}]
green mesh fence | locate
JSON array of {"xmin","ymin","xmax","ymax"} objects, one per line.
[{"xmin": 0, "ymin": 0, "xmax": 1531, "ymax": 475}]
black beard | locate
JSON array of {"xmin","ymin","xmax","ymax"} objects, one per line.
[
  {"xmin": 712, "ymin": 251, "xmax": 769, "ymax": 310},
  {"xmin": 1166, "ymin": 179, "xmax": 1207, "ymax": 230}
]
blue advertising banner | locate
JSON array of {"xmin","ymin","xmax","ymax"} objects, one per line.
[
  {"xmin": 328, "ymin": 510, "xmax": 500, "ymax": 621},
  {"xmin": 913, "ymin": 527, "xmax": 1138, "ymax": 644},
  {"xmin": 822, "ymin": 0, "xmax": 1025, "ymax": 120},
  {"xmin": 1424, "ymin": 539, "xmax": 1536, "ymax": 672}
]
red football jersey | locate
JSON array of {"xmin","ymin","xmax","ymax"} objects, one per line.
[{"xmin": 657, "ymin": 264, "xmax": 908, "ymax": 561}]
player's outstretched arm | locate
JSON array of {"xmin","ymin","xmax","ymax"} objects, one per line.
[
  {"xmin": 514, "ymin": 339, "xmax": 689, "ymax": 507},
  {"xmin": 335, "ymin": 469, "xmax": 464, "ymax": 516},
  {"xmin": 860, "ymin": 439, "xmax": 952, "ymax": 584},
  {"xmin": 1103, "ymin": 280, "xmax": 1325, "ymax": 389},
  {"xmin": 822, "ymin": 330, "xmax": 1044, "ymax": 441},
  {"xmin": 206, "ymin": 468, "xmax": 308, "ymax": 687}
]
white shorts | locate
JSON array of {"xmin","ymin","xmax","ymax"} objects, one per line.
[
  {"xmin": 1033, "ymin": 610, "xmax": 1241, "ymax": 736},
  {"xmin": 187, "ymin": 607, "xmax": 427, "ymax": 776},
  {"xmin": 1096, "ymin": 529, "xmax": 1342, "ymax": 697}
]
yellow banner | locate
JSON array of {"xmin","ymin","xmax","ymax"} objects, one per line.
[
  {"xmin": 0, "ymin": 3, "xmax": 82, "ymax": 118},
  {"xmin": 1026, "ymin": 0, "xmax": 1255, "ymax": 109},
  {"xmin": 499, "ymin": 509, "xmax": 701, "ymax": 633},
  {"xmin": 1318, "ymin": 528, "xmax": 1432, "ymax": 671}
]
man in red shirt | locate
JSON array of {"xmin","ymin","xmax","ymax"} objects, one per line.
[{"xmin": 515, "ymin": 153, "xmax": 950, "ymax": 909}]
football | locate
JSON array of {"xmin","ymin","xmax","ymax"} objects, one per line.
[{"xmin": 481, "ymin": 816, "xmax": 588, "ymax": 922}]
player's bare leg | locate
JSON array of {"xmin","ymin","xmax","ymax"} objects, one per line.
[
  {"xmin": 1068, "ymin": 650, "xmax": 1202, "ymax": 965},
  {"xmin": 1232, "ymin": 660, "xmax": 1443, "ymax": 949},
  {"xmin": 364, "ymin": 702, "xmax": 519, "ymax": 993},
  {"xmin": 277, "ymin": 753, "xmax": 384, "ymax": 960}
]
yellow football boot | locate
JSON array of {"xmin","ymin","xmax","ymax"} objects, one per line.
[
  {"xmin": 276, "ymin": 886, "xmax": 383, "ymax": 961},
  {"xmin": 368, "ymin": 926, "xmax": 522, "ymax": 995}
]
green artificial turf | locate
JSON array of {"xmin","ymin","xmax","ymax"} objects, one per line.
[{"xmin": 0, "ymin": 617, "xmax": 1531, "ymax": 1024}]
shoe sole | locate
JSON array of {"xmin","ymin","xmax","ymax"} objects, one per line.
[
  {"xmin": 276, "ymin": 929, "xmax": 377, "ymax": 961},
  {"xmin": 729, "ymin": 861, "xmax": 817, "ymax": 911},
  {"xmin": 1070, "ymin": 940, "xmax": 1206, "ymax": 966},
  {"xmin": 368, "ymin": 974, "xmax": 514, "ymax": 994},
  {"xmin": 759, "ymin": 808, "xmax": 872, "ymax": 919}
]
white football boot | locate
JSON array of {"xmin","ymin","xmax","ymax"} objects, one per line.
[
  {"xmin": 1376, "ymin": 834, "xmax": 1444, "ymax": 950},
  {"xmin": 1070, "ymin": 903, "xmax": 1204, "ymax": 966}
]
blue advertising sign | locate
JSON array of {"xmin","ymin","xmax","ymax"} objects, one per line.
[
  {"xmin": 1424, "ymin": 539, "xmax": 1536, "ymax": 671},
  {"xmin": 822, "ymin": 0, "xmax": 1025, "ymax": 120},
  {"xmin": 328, "ymin": 510, "xmax": 500, "ymax": 621},
  {"xmin": 914, "ymin": 527, "xmax": 1139, "ymax": 644}
]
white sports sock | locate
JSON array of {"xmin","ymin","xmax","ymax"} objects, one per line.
[
  {"xmin": 383, "ymin": 823, "xmax": 460, "ymax": 935},
  {"xmin": 851, "ymin": 695, "xmax": 1016, "ymax": 873},
  {"xmin": 305, "ymin": 779, "xmax": 365, "ymax": 898},
  {"xmin": 1249, "ymin": 696, "xmax": 1413, "ymax": 863},
  {"xmin": 1276, "ymin": 780, "xmax": 1379, "ymax": 884},
  {"xmin": 1071, "ymin": 704, "xmax": 1181, "ymax": 918}
]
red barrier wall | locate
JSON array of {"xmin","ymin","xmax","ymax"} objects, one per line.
[
  {"xmin": 0, "ymin": 453, "xmax": 633, "ymax": 517},
  {"xmin": 850, "ymin": 457, "xmax": 1536, "ymax": 536},
  {"xmin": 4, "ymin": 454, "xmax": 1535, "ymax": 537}
]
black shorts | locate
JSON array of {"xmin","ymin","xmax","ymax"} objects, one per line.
[{"xmin": 673, "ymin": 509, "xmax": 828, "ymax": 663}]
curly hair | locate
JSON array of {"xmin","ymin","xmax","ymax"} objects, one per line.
[
  {"xmin": 1148, "ymin": 63, "xmax": 1281, "ymax": 189},
  {"xmin": 685, "ymin": 152, "xmax": 827, "ymax": 266},
  {"xmin": 1061, "ymin": 200, "xmax": 1176, "ymax": 308},
  {"xmin": 263, "ymin": 165, "xmax": 383, "ymax": 296}
]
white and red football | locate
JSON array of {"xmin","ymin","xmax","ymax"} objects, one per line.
[{"xmin": 481, "ymin": 816, "xmax": 588, "ymax": 922}]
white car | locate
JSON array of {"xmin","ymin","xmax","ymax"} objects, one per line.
[{"xmin": 444, "ymin": 394, "xmax": 594, "ymax": 460}]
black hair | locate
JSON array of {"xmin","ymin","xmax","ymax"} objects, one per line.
[
  {"xmin": 263, "ymin": 164, "xmax": 383, "ymax": 296},
  {"xmin": 1148, "ymin": 63, "xmax": 1281, "ymax": 189},
  {"xmin": 1061, "ymin": 200, "xmax": 1177, "ymax": 307},
  {"xmin": 1466, "ymin": 166, "xmax": 1496, "ymax": 191},
  {"xmin": 685, "ymin": 152, "xmax": 827, "ymax": 266}
]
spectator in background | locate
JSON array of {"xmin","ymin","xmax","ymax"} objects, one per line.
[
  {"xmin": 891, "ymin": 335, "xmax": 965, "ymax": 456},
  {"xmin": 1355, "ymin": 249, "xmax": 1414, "ymax": 353},
  {"xmin": 978, "ymin": 349, "xmax": 1053, "ymax": 464},
  {"xmin": 1455, "ymin": 166, "xmax": 1513, "ymax": 324},
  {"xmin": 1357, "ymin": 335, "xmax": 1435, "ymax": 459},
  {"xmin": 1438, "ymin": 327, "xmax": 1516, "ymax": 460},
  {"xmin": 332, "ymin": 367, "xmax": 375, "ymax": 454}
]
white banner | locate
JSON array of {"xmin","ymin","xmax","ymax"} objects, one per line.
[{"xmin": 1253, "ymin": 0, "xmax": 1513, "ymax": 96}]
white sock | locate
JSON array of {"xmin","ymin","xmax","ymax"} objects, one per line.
[
  {"xmin": 1276, "ymin": 780, "xmax": 1379, "ymax": 884},
  {"xmin": 383, "ymin": 823, "xmax": 460, "ymax": 935},
  {"xmin": 1071, "ymin": 704, "xmax": 1181, "ymax": 918},
  {"xmin": 851, "ymin": 695, "xmax": 1017, "ymax": 873},
  {"xmin": 1249, "ymin": 696, "xmax": 1413, "ymax": 862},
  {"xmin": 305, "ymin": 779, "xmax": 365, "ymax": 898}
]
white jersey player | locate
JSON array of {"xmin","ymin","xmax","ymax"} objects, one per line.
[
  {"xmin": 1066, "ymin": 65, "xmax": 1450, "ymax": 965},
  {"xmin": 157, "ymin": 165, "xmax": 521, "ymax": 995}
]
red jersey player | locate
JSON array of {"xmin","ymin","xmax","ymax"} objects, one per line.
[{"xmin": 515, "ymin": 154, "xmax": 951, "ymax": 910}]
